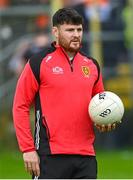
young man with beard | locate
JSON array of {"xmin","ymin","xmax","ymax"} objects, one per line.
[{"xmin": 13, "ymin": 8, "xmax": 116, "ymax": 179}]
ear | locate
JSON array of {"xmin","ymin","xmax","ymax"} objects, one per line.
[{"xmin": 52, "ymin": 26, "xmax": 59, "ymax": 39}]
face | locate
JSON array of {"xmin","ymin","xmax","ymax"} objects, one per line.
[{"xmin": 53, "ymin": 23, "xmax": 83, "ymax": 53}]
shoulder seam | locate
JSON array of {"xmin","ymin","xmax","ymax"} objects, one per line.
[{"xmin": 29, "ymin": 46, "xmax": 55, "ymax": 84}]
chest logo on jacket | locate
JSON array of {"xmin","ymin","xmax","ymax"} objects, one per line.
[
  {"xmin": 81, "ymin": 66, "xmax": 90, "ymax": 77},
  {"xmin": 52, "ymin": 66, "xmax": 64, "ymax": 74}
]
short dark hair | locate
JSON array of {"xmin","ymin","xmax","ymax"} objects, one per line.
[{"xmin": 52, "ymin": 8, "xmax": 84, "ymax": 26}]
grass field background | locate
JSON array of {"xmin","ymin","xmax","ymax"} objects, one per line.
[{"xmin": 0, "ymin": 149, "xmax": 133, "ymax": 179}]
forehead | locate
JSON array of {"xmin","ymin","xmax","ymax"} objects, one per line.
[{"xmin": 58, "ymin": 23, "xmax": 83, "ymax": 29}]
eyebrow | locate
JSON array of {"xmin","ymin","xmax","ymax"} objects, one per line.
[{"xmin": 65, "ymin": 27, "xmax": 83, "ymax": 30}]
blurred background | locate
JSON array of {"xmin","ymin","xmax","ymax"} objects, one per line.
[{"xmin": 0, "ymin": 0, "xmax": 133, "ymax": 178}]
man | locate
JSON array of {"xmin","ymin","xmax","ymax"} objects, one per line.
[{"xmin": 13, "ymin": 8, "xmax": 116, "ymax": 179}]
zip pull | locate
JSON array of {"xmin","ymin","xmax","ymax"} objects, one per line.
[{"xmin": 70, "ymin": 61, "xmax": 73, "ymax": 72}]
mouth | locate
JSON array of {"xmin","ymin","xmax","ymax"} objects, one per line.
[
  {"xmin": 71, "ymin": 38, "xmax": 80, "ymax": 42},
  {"xmin": 72, "ymin": 41, "xmax": 79, "ymax": 43},
  {"xmin": 72, "ymin": 39, "xmax": 79, "ymax": 41},
  {"xmin": 71, "ymin": 41, "xmax": 80, "ymax": 44}
]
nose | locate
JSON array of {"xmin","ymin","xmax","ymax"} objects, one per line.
[{"xmin": 73, "ymin": 30, "xmax": 80, "ymax": 37}]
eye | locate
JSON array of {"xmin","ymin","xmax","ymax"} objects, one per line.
[
  {"xmin": 77, "ymin": 28, "xmax": 82, "ymax": 32},
  {"xmin": 66, "ymin": 29, "xmax": 74, "ymax": 32}
]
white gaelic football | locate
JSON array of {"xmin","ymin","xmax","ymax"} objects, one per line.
[{"xmin": 88, "ymin": 91, "xmax": 124, "ymax": 125}]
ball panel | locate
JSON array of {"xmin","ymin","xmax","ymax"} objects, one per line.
[
  {"xmin": 90, "ymin": 102, "xmax": 118, "ymax": 125},
  {"xmin": 89, "ymin": 99, "xmax": 115, "ymax": 118},
  {"xmin": 88, "ymin": 91, "xmax": 124, "ymax": 125},
  {"xmin": 108, "ymin": 95, "xmax": 124, "ymax": 116},
  {"xmin": 92, "ymin": 92, "xmax": 108, "ymax": 105},
  {"xmin": 98, "ymin": 104, "xmax": 122, "ymax": 125}
]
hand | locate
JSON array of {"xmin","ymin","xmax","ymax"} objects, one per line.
[
  {"xmin": 23, "ymin": 151, "xmax": 40, "ymax": 177},
  {"xmin": 95, "ymin": 123, "xmax": 117, "ymax": 132}
]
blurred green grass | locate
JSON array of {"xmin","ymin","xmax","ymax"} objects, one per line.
[
  {"xmin": 0, "ymin": 150, "xmax": 133, "ymax": 179},
  {"xmin": 0, "ymin": 151, "xmax": 30, "ymax": 179},
  {"xmin": 97, "ymin": 149, "xmax": 133, "ymax": 179}
]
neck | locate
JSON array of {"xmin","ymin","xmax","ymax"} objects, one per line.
[{"xmin": 66, "ymin": 51, "xmax": 76, "ymax": 58}]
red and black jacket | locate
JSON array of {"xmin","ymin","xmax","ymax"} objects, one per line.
[{"xmin": 13, "ymin": 43, "xmax": 104, "ymax": 155}]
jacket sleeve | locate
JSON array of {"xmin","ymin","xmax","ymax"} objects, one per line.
[
  {"xmin": 92, "ymin": 72, "xmax": 105, "ymax": 97},
  {"xmin": 13, "ymin": 62, "xmax": 39, "ymax": 152}
]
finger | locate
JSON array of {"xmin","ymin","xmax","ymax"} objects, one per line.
[
  {"xmin": 95, "ymin": 124, "xmax": 100, "ymax": 130},
  {"xmin": 31, "ymin": 162, "xmax": 40, "ymax": 177},
  {"xmin": 107, "ymin": 124, "xmax": 112, "ymax": 131},
  {"xmin": 24, "ymin": 162, "xmax": 28, "ymax": 171},
  {"xmin": 24, "ymin": 161, "xmax": 32, "ymax": 174},
  {"xmin": 95, "ymin": 124, "xmax": 104, "ymax": 132},
  {"xmin": 94, "ymin": 124, "xmax": 102, "ymax": 131},
  {"xmin": 112, "ymin": 123, "xmax": 116, "ymax": 130},
  {"xmin": 27, "ymin": 162, "xmax": 33, "ymax": 175},
  {"xmin": 101, "ymin": 124, "xmax": 105, "ymax": 132},
  {"xmin": 35, "ymin": 162, "xmax": 40, "ymax": 177},
  {"xmin": 31, "ymin": 162, "xmax": 37, "ymax": 176}
]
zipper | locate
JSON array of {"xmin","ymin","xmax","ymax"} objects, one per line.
[
  {"xmin": 70, "ymin": 60, "xmax": 74, "ymax": 72},
  {"xmin": 60, "ymin": 47, "xmax": 76, "ymax": 72},
  {"xmin": 42, "ymin": 116, "xmax": 50, "ymax": 140},
  {"xmin": 64, "ymin": 52, "xmax": 74, "ymax": 72}
]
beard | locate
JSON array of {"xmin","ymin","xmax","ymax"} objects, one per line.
[{"xmin": 58, "ymin": 37, "xmax": 81, "ymax": 53}]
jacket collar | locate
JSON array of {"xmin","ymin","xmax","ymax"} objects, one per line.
[{"xmin": 51, "ymin": 41, "xmax": 81, "ymax": 59}]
